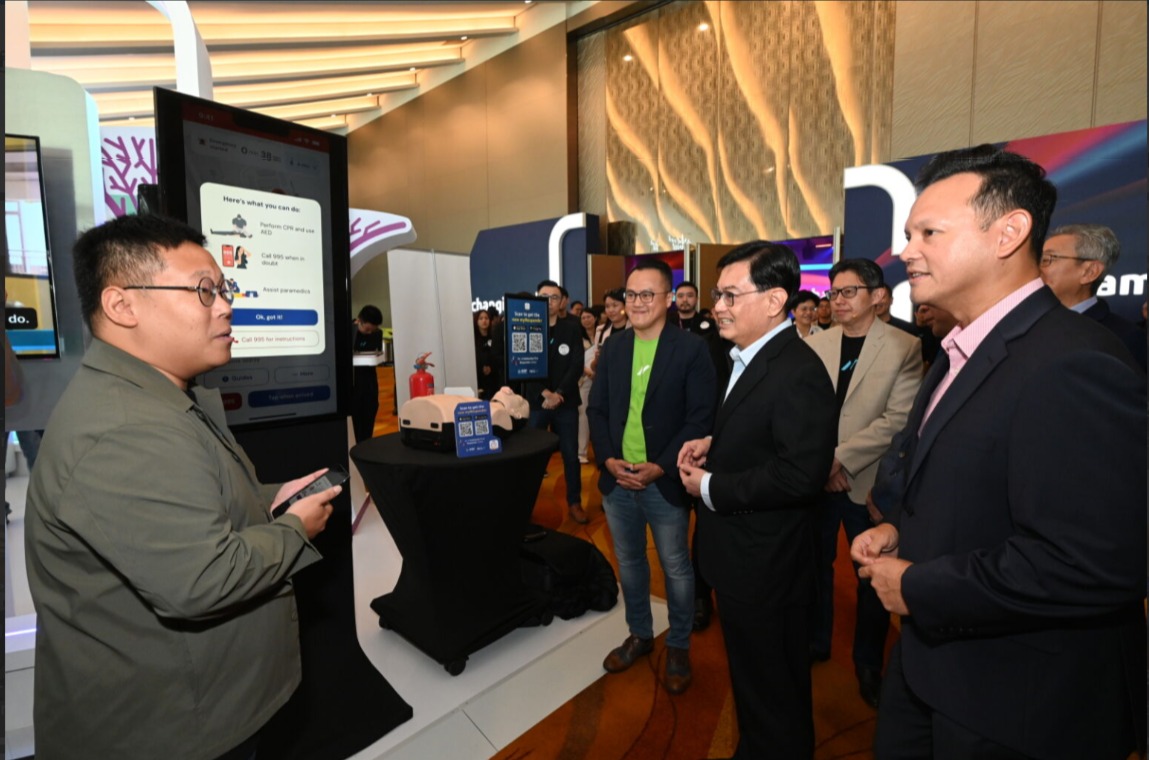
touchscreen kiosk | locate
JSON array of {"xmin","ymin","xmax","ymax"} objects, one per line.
[{"xmin": 154, "ymin": 88, "xmax": 351, "ymax": 429}]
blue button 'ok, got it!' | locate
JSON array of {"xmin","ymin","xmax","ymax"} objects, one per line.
[{"xmin": 232, "ymin": 309, "xmax": 318, "ymax": 326}]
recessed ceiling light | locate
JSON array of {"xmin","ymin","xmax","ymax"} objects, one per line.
[
  {"xmin": 409, "ymin": 67, "xmax": 417, "ymax": 71},
  {"xmin": 366, "ymin": 92, "xmax": 374, "ymax": 97},
  {"xmin": 698, "ymin": 22, "xmax": 710, "ymax": 31},
  {"xmin": 460, "ymin": 35, "xmax": 468, "ymax": 41},
  {"xmin": 331, "ymin": 114, "xmax": 337, "ymax": 119},
  {"xmin": 623, "ymin": 54, "xmax": 634, "ymax": 62}
]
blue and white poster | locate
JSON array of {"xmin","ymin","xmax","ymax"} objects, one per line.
[
  {"xmin": 454, "ymin": 401, "xmax": 502, "ymax": 458},
  {"xmin": 504, "ymin": 294, "xmax": 549, "ymax": 382}
]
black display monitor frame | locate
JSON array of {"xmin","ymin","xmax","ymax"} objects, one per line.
[
  {"xmin": 153, "ymin": 87, "xmax": 351, "ymax": 432},
  {"xmin": 5, "ymin": 133, "xmax": 63, "ymax": 360}
]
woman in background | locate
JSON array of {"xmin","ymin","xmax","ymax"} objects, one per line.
[
  {"xmin": 576, "ymin": 309, "xmax": 599, "ymax": 464},
  {"xmin": 474, "ymin": 309, "xmax": 504, "ymax": 400},
  {"xmin": 595, "ymin": 288, "xmax": 628, "ymax": 349},
  {"xmin": 790, "ymin": 290, "xmax": 822, "ymax": 339}
]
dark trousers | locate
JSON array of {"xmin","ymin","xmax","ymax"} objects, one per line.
[
  {"xmin": 528, "ymin": 405, "xmax": 581, "ymax": 507},
  {"xmin": 812, "ymin": 491, "xmax": 890, "ymax": 670},
  {"xmin": 876, "ymin": 641, "xmax": 1033, "ymax": 759},
  {"xmin": 691, "ymin": 500, "xmax": 712, "ymax": 599},
  {"xmin": 351, "ymin": 368, "xmax": 379, "ymax": 444},
  {"xmin": 716, "ymin": 592, "xmax": 813, "ymax": 759}
]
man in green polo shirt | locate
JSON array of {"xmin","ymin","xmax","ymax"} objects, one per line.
[{"xmin": 587, "ymin": 258, "xmax": 716, "ymax": 694}]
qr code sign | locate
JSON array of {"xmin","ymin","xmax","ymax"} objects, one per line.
[
  {"xmin": 529, "ymin": 333, "xmax": 544, "ymax": 353},
  {"xmin": 511, "ymin": 332, "xmax": 527, "ymax": 353},
  {"xmin": 458, "ymin": 420, "xmax": 474, "ymax": 437},
  {"xmin": 475, "ymin": 419, "xmax": 490, "ymax": 436}
]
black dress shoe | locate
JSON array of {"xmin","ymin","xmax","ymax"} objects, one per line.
[
  {"xmin": 692, "ymin": 595, "xmax": 713, "ymax": 631},
  {"xmin": 663, "ymin": 646, "xmax": 692, "ymax": 694},
  {"xmin": 603, "ymin": 635, "xmax": 654, "ymax": 673},
  {"xmin": 857, "ymin": 665, "xmax": 882, "ymax": 708}
]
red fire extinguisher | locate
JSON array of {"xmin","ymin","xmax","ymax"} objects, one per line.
[{"xmin": 409, "ymin": 352, "xmax": 435, "ymax": 399}]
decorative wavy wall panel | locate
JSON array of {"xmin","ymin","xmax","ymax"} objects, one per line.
[
  {"xmin": 577, "ymin": 33, "xmax": 607, "ymax": 220},
  {"xmin": 579, "ymin": 0, "xmax": 895, "ymax": 249}
]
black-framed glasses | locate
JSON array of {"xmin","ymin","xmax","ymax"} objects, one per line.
[
  {"xmin": 710, "ymin": 288, "xmax": 763, "ymax": 308},
  {"xmin": 123, "ymin": 276, "xmax": 234, "ymax": 307},
  {"xmin": 827, "ymin": 285, "xmax": 873, "ymax": 300},
  {"xmin": 1039, "ymin": 253, "xmax": 1092, "ymax": 268},
  {"xmin": 623, "ymin": 290, "xmax": 669, "ymax": 304},
  {"xmin": 536, "ymin": 293, "xmax": 562, "ymax": 302}
]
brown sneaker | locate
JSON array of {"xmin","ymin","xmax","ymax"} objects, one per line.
[
  {"xmin": 663, "ymin": 646, "xmax": 692, "ymax": 694},
  {"xmin": 603, "ymin": 635, "xmax": 654, "ymax": 673},
  {"xmin": 569, "ymin": 503, "xmax": 589, "ymax": 524}
]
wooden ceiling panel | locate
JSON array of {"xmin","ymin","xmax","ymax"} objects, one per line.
[{"xmin": 24, "ymin": 0, "xmax": 552, "ymax": 133}]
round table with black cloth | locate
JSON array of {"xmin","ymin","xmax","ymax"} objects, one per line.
[{"xmin": 350, "ymin": 427, "xmax": 558, "ymax": 675}]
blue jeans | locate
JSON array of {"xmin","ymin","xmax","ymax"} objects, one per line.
[
  {"xmin": 528, "ymin": 406, "xmax": 581, "ymax": 507},
  {"xmin": 811, "ymin": 491, "xmax": 890, "ymax": 670},
  {"xmin": 602, "ymin": 485, "xmax": 694, "ymax": 650}
]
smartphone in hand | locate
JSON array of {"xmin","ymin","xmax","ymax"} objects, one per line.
[{"xmin": 272, "ymin": 465, "xmax": 349, "ymax": 518}]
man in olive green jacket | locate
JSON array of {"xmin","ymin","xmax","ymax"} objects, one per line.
[{"xmin": 24, "ymin": 214, "xmax": 341, "ymax": 760}]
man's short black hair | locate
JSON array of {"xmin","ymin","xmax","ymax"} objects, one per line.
[
  {"xmin": 916, "ymin": 144, "xmax": 1057, "ymax": 262},
  {"xmin": 676, "ymin": 280, "xmax": 698, "ymax": 295},
  {"xmin": 536, "ymin": 279, "xmax": 559, "ymax": 291},
  {"xmin": 630, "ymin": 257, "xmax": 673, "ymax": 290},
  {"xmin": 819, "ymin": 296, "xmax": 830, "ymax": 304},
  {"xmin": 570, "ymin": 300, "xmax": 584, "ymax": 309},
  {"xmin": 789, "ymin": 290, "xmax": 819, "ymax": 310},
  {"xmin": 73, "ymin": 214, "xmax": 206, "ymax": 330},
  {"xmin": 604, "ymin": 287, "xmax": 625, "ymax": 304},
  {"xmin": 558, "ymin": 285, "xmax": 569, "ymax": 298},
  {"xmin": 829, "ymin": 258, "xmax": 884, "ymax": 290},
  {"xmin": 716, "ymin": 240, "xmax": 800, "ymax": 299},
  {"xmin": 357, "ymin": 305, "xmax": 383, "ymax": 326}
]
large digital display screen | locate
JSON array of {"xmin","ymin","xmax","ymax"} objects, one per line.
[
  {"xmin": 844, "ymin": 121, "xmax": 1146, "ymax": 322},
  {"xmin": 623, "ymin": 250, "xmax": 689, "ymax": 291},
  {"xmin": 155, "ymin": 88, "xmax": 350, "ymax": 429},
  {"xmin": 5, "ymin": 134, "xmax": 62, "ymax": 359},
  {"xmin": 778, "ymin": 234, "xmax": 835, "ymax": 295}
]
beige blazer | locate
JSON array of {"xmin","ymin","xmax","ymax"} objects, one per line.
[{"xmin": 806, "ymin": 318, "xmax": 922, "ymax": 504}]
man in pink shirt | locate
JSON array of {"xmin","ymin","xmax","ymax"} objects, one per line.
[{"xmin": 851, "ymin": 145, "xmax": 1145, "ymax": 759}]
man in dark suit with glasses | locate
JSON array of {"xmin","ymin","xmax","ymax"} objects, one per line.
[{"xmin": 679, "ymin": 241, "xmax": 838, "ymax": 759}]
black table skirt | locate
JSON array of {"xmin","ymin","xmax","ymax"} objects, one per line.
[{"xmin": 351, "ymin": 428, "xmax": 559, "ymax": 672}]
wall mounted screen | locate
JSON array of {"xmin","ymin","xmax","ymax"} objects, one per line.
[
  {"xmin": 5, "ymin": 134, "xmax": 62, "ymax": 359},
  {"xmin": 777, "ymin": 234, "xmax": 835, "ymax": 295},
  {"xmin": 622, "ymin": 250, "xmax": 689, "ymax": 291}
]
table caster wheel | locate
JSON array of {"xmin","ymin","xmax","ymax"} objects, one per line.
[{"xmin": 445, "ymin": 658, "xmax": 467, "ymax": 676}]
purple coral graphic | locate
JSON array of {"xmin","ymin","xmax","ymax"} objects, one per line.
[
  {"xmin": 102, "ymin": 134, "xmax": 157, "ymax": 218},
  {"xmin": 349, "ymin": 215, "xmax": 408, "ymax": 252}
]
